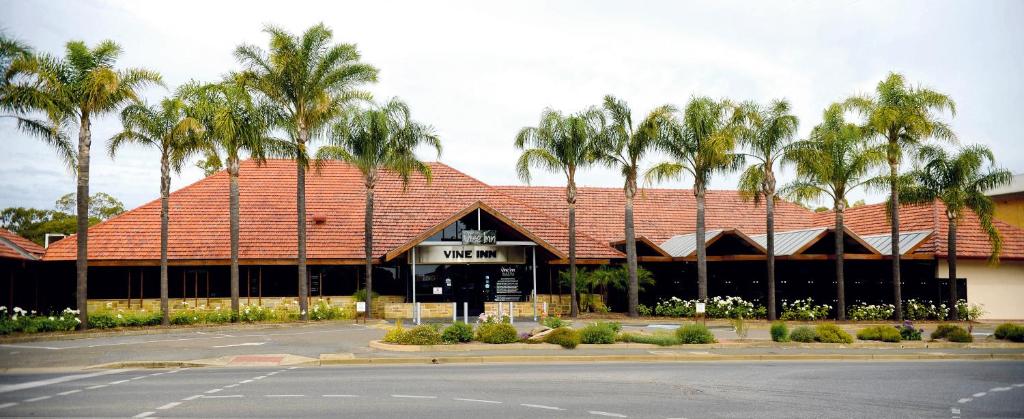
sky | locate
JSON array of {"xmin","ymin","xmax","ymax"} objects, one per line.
[{"xmin": 1, "ymin": 0, "xmax": 1022, "ymax": 211}]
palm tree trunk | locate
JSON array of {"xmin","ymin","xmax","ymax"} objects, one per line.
[
  {"xmin": 889, "ymin": 158, "xmax": 903, "ymax": 321},
  {"xmin": 160, "ymin": 152, "xmax": 171, "ymax": 326},
  {"xmin": 567, "ymin": 179, "xmax": 579, "ymax": 317},
  {"xmin": 695, "ymin": 182, "xmax": 708, "ymax": 302},
  {"xmin": 835, "ymin": 201, "xmax": 847, "ymax": 321},
  {"xmin": 765, "ymin": 189, "xmax": 776, "ymax": 321},
  {"xmin": 947, "ymin": 215, "xmax": 958, "ymax": 321},
  {"xmin": 228, "ymin": 157, "xmax": 240, "ymax": 320},
  {"xmin": 624, "ymin": 176, "xmax": 639, "ymax": 317},
  {"xmin": 364, "ymin": 184, "xmax": 374, "ymax": 319},
  {"xmin": 76, "ymin": 114, "xmax": 91, "ymax": 330},
  {"xmin": 296, "ymin": 144, "xmax": 309, "ymax": 321}
]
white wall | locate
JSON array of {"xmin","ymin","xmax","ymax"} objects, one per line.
[{"xmin": 937, "ymin": 259, "xmax": 1024, "ymax": 320}]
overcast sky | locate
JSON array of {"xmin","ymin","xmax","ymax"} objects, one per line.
[{"xmin": 1, "ymin": 0, "xmax": 1022, "ymax": 211}]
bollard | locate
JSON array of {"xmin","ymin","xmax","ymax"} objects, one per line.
[
  {"xmin": 498, "ymin": 302, "xmax": 503, "ymax": 318},
  {"xmin": 452, "ymin": 302, "xmax": 457, "ymax": 323},
  {"xmin": 510, "ymin": 302, "xmax": 515, "ymax": 324},
  {"xmin": 416, "ymin": 302, "xmax": 421, "ymax": 325},
  {"xmin": 543, "ymin": 301, "xmax": 548, "ymax": 317},
  {"xmin": 463, "ymin": 302, "xmax": 468, "ymax": 324}
]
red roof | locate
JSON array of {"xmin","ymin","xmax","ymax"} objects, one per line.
[
  {"xmin": 0, "ymin": 228, "xmax": 44, "ymax": 261},
  {"xmin": 42, "ymin": 160, "xmax": 621, "ymax": 262}
]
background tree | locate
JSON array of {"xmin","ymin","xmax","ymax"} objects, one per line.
[
  {"xmin": 899, "ymin": 144, "xmax": 1011, "ymax": 319},
  {"xmin": 182, "ymin": 79, "xmax": 277, "ymax": 317},
  {"xmin": 515, "ymin": 108, "xmax": 602, "ymax": 317},
  {"xmin": 7, "ymin": 40, "xmax": 161, "ymax": 329},
  {"xmin": 108, "ymin": 97, "xmax": 203, "ymax": 325},
  {"xmin": 646, "ymin": 97, "xmax": 743, "ymax": 303},
  {"xmin": 594, "ymin": 95, "xmax": 674, "ymax": 317},
  {"xmin": 236, "ymin": 23, "xmax": 378, "ymax": 320},
  {"xmin": 845, "ymin": 72, "xmax": 956, "ymax": 321},
  {"xmin": 315, "ymin": 98, "xmax": 440, "ymax": 319},
  {"xmin": 736, "ymin": 99, "xmax": 799, "ymax": 320},
  {"xmin": 783, "ymin": 104, "xmax": 885, "ymax": 320},
  {"xmin": 562, "ymin": 265, "xmax": 656, "ymax": 311}
]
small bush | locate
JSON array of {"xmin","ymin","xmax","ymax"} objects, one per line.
[
  {"xmin": 239, "ymin": 305, "xmax": 275, "ymax": 323},
  {"xmin": 399, "ymin": 325, "xmax": 443, "ymax": 345},
  {"xmin": 352, "ymin": 289, "xmax": 379, "ymax": 303},
  {"xmin": 170, "ymin": 310, "xmax": 202, "ymax": 325},
  {"xmin": 543, "ymin": 327, "xmax": 580, "ymax": 349},
  {"xmin": 383, "ymin": 321, "xmax": 405, "ymax": 343},
  {"xmin": 579, "ymin": 323, "xmax": 617, "ymax": 344},
  {"xmin": 790, "ymin": 326, "xmax": 817, "ymax": 343},
  {"xmin": 994, "ymin": 323, "xmax": 1020, "ymax": 340},
  {"xmin": 857, "ymin": 326, "xmax": 901, "ymax": 342},
  {"xmin": 541, "ymin": 315, "xmax": 568, "ymax": 329},
  {"xmin": 930, "ymin": 324, "xmax": 961, "ymax": 340},
  {"xmin": 638, "ymin": 304, "xmax": 653, "ymax": 316},
  {"xmin": 475, "ymin": 322, "xmax": 518, "ymax": 344},
  {"xmin": 442, "ymin": 322, "xmax": 474, "ymax": 344},
  {"xmin": 896, "ymin": 321, "xmax": 923, "ymax": 341},
  {"xmin": 1003, "ymin": 326, "xmax": 1024, "ymax": 342},
  {"xmin": 815, "ymin": 323, "xmax": 853, "ymax": 344},
  {"xmin": 946, "ymin": 327, "xmax": 973, "ymax": 343},
  {"xmin": 676, "ymin": 324, "xmax": 717, "ymax": 344},
  {"xmin": 770, "ymin": 321, "xmax": 789, "ymax": 342},
  {"xmin": 88, "ymin": 312, "xmax": 119, "ymax": 329},
  {"xmin": 617, "ymin": 332, "xmax": 680, "ymax": 346}
]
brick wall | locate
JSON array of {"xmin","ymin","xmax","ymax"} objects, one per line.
[{"xmin": 87, "ymin": 295, "xmax": 405, "ymax": 319}]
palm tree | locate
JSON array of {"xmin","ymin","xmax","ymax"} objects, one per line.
[
  {"xmin": 899, "ymin": 144, "xmax": 1011, "ymax": 319},
  {"xmin": 845, "ymin": 72, "xmax": 957, "ymax": 321},
  {"xmin": 7, "ymin": 40, "xmax": 161, "ymax": 329},
  {"xmin": 2, "ymin": 34, "xmax": 74, "ymax": 164},
  {"xmin": 108, "ymin": 97, "xmax": 204, "ymax": 325},
  {"xmin": 181, "ymin": 79, "xmax": 277, "ymax": 317},
  {"xmin": 783, "ymin": 104, "xmax": 886, "ymax": 320},
  {"xmin": 515, "ymin": 108, "xmax": 602, "ymax": 317},
  {"xmin": 594, "ymin": 95, "xmax": 674, "ymax": 317},
  {"xmin": 236, "ymin": 23, "xmax": 378, "ymax": 320},
  {"xmin": 736, "ymin": 99, "xmax": 799, "ymax": 320},
  {"xmin": 646, "ymin": 97, "xmax": 743, "ymax": 303},
  {"xmin": 315, "ymin": 98, "xmax": 440, "ymax": 319}
]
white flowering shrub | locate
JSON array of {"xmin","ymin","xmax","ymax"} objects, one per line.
[
  {"xmin": 847, "ymin": 303, "xmax": 895, "ymax": 321},
  {"xmin": 477, "ymin": 311, "xmax": 510, "ymax": 324},
  {"xmin": 652, "ymin": 296, "xmax": 767, "ymax": 319},
  {"xmin": 902, "ymin": 299, "xmax": 949, "ymax": 321},
  {"xmin": 0, "ymin": 306, "xmax": 80, "ymax": 334},
  {"xmin": 780, "ymin": 298, "xmax": 832, "ymax": 321}
]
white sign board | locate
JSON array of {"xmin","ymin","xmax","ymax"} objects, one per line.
[
  {"xmin": 433, "ymin": 287, "xmax": 443, "ymax": 295},
  {"xmin": 695, "ymin": 302, "xmax": 706, "ymax": 314},
  {"xmin": 414, "ymin": 245, "xmax": 526, "ymax": 264},
  {"xmin": 356, "ymin": 302, "xmax": 366, "ymax": 313}
]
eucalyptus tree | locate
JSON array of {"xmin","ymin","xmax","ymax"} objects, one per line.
[
  {"xmin": 845, "ymin": 73, "xmax": 957, "ymax": 320},
  {"xmin": 736, "ymin": 99, "xmax": 799, "ymax": 320},
  {"xmin": 515, "ymin": 108, "xmax": 602, "ymax": 317},
  {"xmin": 315, "ymin": 98, "xmax": 440, "ymax": 318},
  {"xmin": 645, "ymin": 97, "xmax": 743, "ymax": 303},
  {"xmin": 594, "ymin": 95, "xmax": 675, "ymax": 317},
  {"xmin": 6, "ymin": 40, "xmax": 161, "ymax": 329},
  {"xmin": 899, "ymin": 144, "xmax": 1011, "ymax": 319},
  {"xmin": 108, "ymin": 97, "xmax": 204, "ymax": 325},
  {"xmin": 783, "ymin": 104, "xmax": 886, "ymax": 320},
  {"xmin": 181, "ymin": 79, "xmax": 278, "ymax": 316},
  {"xmin": 235, "ymin": 23, "xmax": 379, "ymax": 320}
]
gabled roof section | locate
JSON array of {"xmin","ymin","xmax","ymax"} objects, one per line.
[
  {"xmin": 861, "ymin": 230, "xmax": 934, "ymax": 255},
  {"xmin": 0, "ymin": 228, "xmax": 44, "ymax": 261},
  {"xmin": 659, "ymin": 229, "xmax": 766, "ymax": 258},
  {"xmin": 750, "ymin": 228, "xmax": 827, "ymax": 256},
  {"xmin": 610, "ymin": 236, "xmax": 672, "ymax": 258},
  {"xmin": 660, "ymin": 230, "xmax": 723, "ymax": 258},
  {"xmin": 384, "ymin": 201, "xmax": 567, "ymax": 261}
]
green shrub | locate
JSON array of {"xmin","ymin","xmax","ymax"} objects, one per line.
[
  {"xmin": 203, "ymin": 310, "xmax": 235, "ymax": 324},
  {"xmin": 88, "ymin": 312, "xmax": 119, "ymax": 329},
  {"xmin": 352, "ymin": 289, "xmax": 379, "ymax": 303},
  {"xmin": 1003, "ymin": 326, "xmax": 1024, "ymax": 342},
  {"xmin": 770, "ymin": 321, "xmax": 789, "ymax": 342},
  {"xmin": 994, "ymin": 323, "xmax": 1020, "ymax": 340},
  {"xmin": 123, "ymin": 311, "xmax": 163, "ymax": 327},
  {"xmin": 815, "ymin": 323, "xmax": 853, "ymax": 344},
  {"xmin": 617, "ymin": 332, "xmax": 680, "ymax": 346},
  {"xmin": 945, "ymin": 327, "xmax": 973, "ymax": 343},
  {"xmin": 541, "ymin": 315, "xmax": 568, "ymax": 329},
  {"xmin": 638, "ymin": 304, "xmax": 653, "ymax": 316},
  {"xmin": 398, "ymin": 325, "xmax": 443, "ymax": 345},
  {"xmin": 239, "ymin": 305, "xmax": 275, "ymax": 322},
  {"xmin": 310, "ymin": 301, "xmax": 348, "ymax": 321},
  {"xmin": 475, "ymin": 322, "xmax": 518, "ymax": 344},
  {"xmin": 543, "ymin": 327, "xmax": 580, "ymax": 349},
  {"xmin": 856, "ymin": 325, "xmax": 901, "ymax": 342},
  {"xmin": 383, "ymin": 321, "xmax": 405, "ymax": 343},
  {"xmin": 676, "ymin": 324, "xmax": 717, "ymax": 344},
  {"xmin": 790, "ymin": 326, "xmax": 817, "ymax": 343},
  {"xmin": 579, "ymin": 322, "xmax": 617, "ymax": 344},
  {"xmin": 442, "ymin": 322, "xmax": 474, "ymax": 343},
  {"xmin": 170, "ymin": 310, "xmax": 202, "ymax": 325},
  {"xmin": 931, "ymin": 324, "xmax": 962, "ymax": 340}
]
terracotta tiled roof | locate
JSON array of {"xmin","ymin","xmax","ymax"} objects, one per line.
[
  {"xmin": 841, "ymin": 201, "xmax": 1024, "ymax": 260},
  {"xmin": 0, "ymin": 228, "xmax": 44, "ymax": 261},
  {"xmin": 495, "ymin": 186, "xmax": 820, "ymax": 245},
  {"xmin": 42, "ymin": 160, "xmax": 621, "ymax": 262}
]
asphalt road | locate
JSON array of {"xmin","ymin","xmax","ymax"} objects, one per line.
[{"xmin": 0, "ymin": 361, "xmax": 1021, "ymax": 418}]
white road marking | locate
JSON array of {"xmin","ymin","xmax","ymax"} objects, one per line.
[
  {"xmin": 1013, "ymin": 383, "xmax": 1024, "ymax": 387},
  {"xmin": 521, "ymin": 403, "xmax": 564, "ymax": 410},
  {"xmin": 972, "ymin": 392, "xmax": 986, "ymax": 398},
  {"xmin": 165, "ymin": 369, "xmax": 181, "ymax": 373},
  {"xmin": 991, "ymin": 386, "xmax": 1012, "ymax": 392},
  {"xmin": 254, "ymin": 376, "xmax": 267, "ymax": 380},
  {"xmin": 454, "ymin": 398, "xmax": 501, "ymax": 404},
  {"xmin": 951, "ymin": 408, "xmax": 960, "ymax": 414},
  {"xmin": 240, "ymin": 380, "xmax": 253, "ymax": 384},
  {"xmin": 86, "ymin": 384, "xmax": 108, "ymax": 390},
  {"xmin": 225, "ymin": 384, "xmax": 239, "ymax": 388},
  {"xmin": 205, "ymin": 388, "xmax": 222, "ymax": 394},
  {"xmin": 57, "ymin": 389, "xmax": 82, "ymax": 396},
  {"xmin": 266, "ymin": 394, "xmax": 305, "ymax": 397},
  {"xmin": 0, "ymin": 402, "xmax": 17, "ymax": 409},
  {"xmin": 212, "ymin": 342, "xmax": 266, "ymax": 348},
  {"xmin": 267, "ymin": 372, "xmax": 278, "ymax": 375},
  {"xmin": 133, "ymin": 412, "xmax": 156, "ymax": 418},
  {"xmin": 130, "ymin": 376, "xmax": 145, "ymax": 380},
  {"xmin": 0, "ymin": 369, "xmax": 130, "ymax": 394},
  {"xmin": 204, "ymin": 395, "xmax": 244, "ymax": 399},
  {"xmin": 24, "ymin": 395, "xmax": 51, "ymax": 402},
  {"xmin": 958, "ymin": 398, "xmax": 972, "ymax": 403},
  {"xmin": 589, "ymin": 411, "xmax": 627, "ymax": 418},
  {"xmin": 391, "ymin": 394, "xmax": 437, "ymax": 399},
  {"xmin": 288, "ymin": 366, "xmax": 299, "ymax": 370},
  {"xmin": 182, "ymin": 395, "xmax": 203, "ymax": 401},
  {"xmin": 157, "ymin": 402, "xmax": 181, "ymax": 410},
  {"xmin": 323, "ymin": 394, "xmax": 359, "ymax": 398},
  {"xmin": 109, "ymin": 380, "xmax": 129, "ymax": 385},
  {"xmin": 0, "ymin": 344, "xmax": 62, "ymax": 350}
]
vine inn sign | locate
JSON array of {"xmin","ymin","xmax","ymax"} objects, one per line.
[{"xmin": 2, "ymin": 160, "xmax": 1023, "ymax": 320}]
